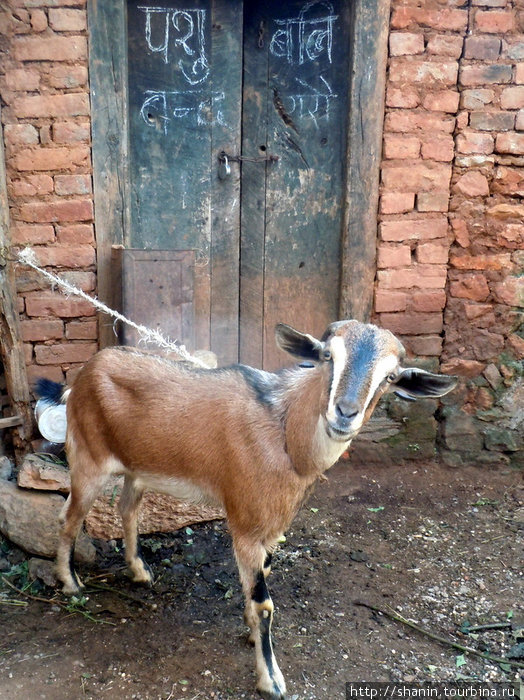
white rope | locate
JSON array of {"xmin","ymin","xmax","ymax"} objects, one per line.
[{"xmin": 17, "ymin": 247, "xmax": 210, "ymax": 368}]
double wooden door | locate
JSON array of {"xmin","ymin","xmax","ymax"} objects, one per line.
[{"xmin": 120, "ymin": 0, "xmax": 351, "ymax": 368}]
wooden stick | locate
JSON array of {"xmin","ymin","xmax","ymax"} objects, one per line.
[{"xmin": 354, "ymin": 600, "xmax": 524, "ymax": 669}]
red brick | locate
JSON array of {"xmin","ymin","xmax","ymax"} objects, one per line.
[
  {"xmin": 391, "ymin": 7, "xmax": 468, "ymax": 31},
  {"xmin": 495, "ymin": 132, "xmax": 524, "ymax": 154},
  {"xmin": 20, "ymin": 319, "xmax": 64, "ymax": 342},
  {"xmin": 386, "ymin": 87, "xmax": 420, "ymax": 109},
  {"xmin": 440, "ymin": 359, "xmax": 485, "ymax": 377},
  {"xmin": 56, "ymin": 223, "xmax": 94, "ymax": 244},
  {"xmin": 18, "ymin": 199, "xmax": 93, "ymax": 223},
  {"xmin": 416, "ymin": 243, "xmax": 449, "ymax": 264},
  {"xmin": 377, "ymin": 265, "xmax": 447, "ymax": 289},
  {"xmin": 35, "ymin": 342, "xmax": 97, "ymax": 365},
  {"xmin": 423, "ymin": 90, "xmax": 460, "ymax": 114},
  {"xmin": 492, "ymin": 167, "xmax": 524, "ymax": 197},
  {"xmin": 464, "ymin": 303, "xmax": 494, "ymax": 321},
  {"xmin": 13, "ymin": 93, "xmax": 89, "ymax": 118},
  {"xmin": 60, "ymin": 270, "xmax": 97, "ymax": 292},
  {"xmin": 11, "ymin": 224, "xmax": 55, "ymax": 245},
  {"xmin": 389, "ymin": 58, "xmax": 458, "ymax": 85},
  {"xmin": 507, "ymin": 333, "xmax": 524, "ymax": 358},
  {"xmin": 500, "ymin": 86, "xmax": 524, "ymax": 110},
  {"xmin": 5, "ymin": 68, "xmax": 40, "ymax": 91},
  {"xmin": 374, "ymin": 290, "xmax": 407, "ymax": 313},
  {"xmin": 26, "ymin": 364, "xmax": 65, "ymax": 385},
  {"xmin": 380, "ymin": 192, "xmax": 415, "ymax": 214},
  {"xmin": 385, "ymin": 111, "xmax": 455, "ymax": 134},
  {"xmin": 416, "ymin": 192, "xmax": 449, "ymax": 212},
  {"xmin": 450, "ymin": 253, "xmax": 512, "ymax": 270},
  {"xmin": 380, "ymin": 312, "xmax": 443, "ymax": 335},
  {"xmin": 48, "ymin": 8, "xmax": 86, "ymax": 31},
  {"xmin": 377, "ymin": 245, "xmax": 412, "ymax": 268},
  {"xmin": 426, "ymin": 35, "xmax": 463, "ymax": 58},
  {"xmin": 54, "ymin": 174, "xmax": 92, "ymax": 196},
  {"xmin": 28, "ymin": 244, "xmax": 95, "ymax": 268},
  {"xmin": 52, "ymin": 122, "xmax": 90, "ymax": 144},
  {"xmin": 517, "ymin": 63, "xmax": 524, "ymax": 84},
  {"xmin": 497, "ymin": 223, "xmax": 524, "ymax": 248},
  {"xmin": 380, "ymin": 217, "xmax": 448, "ymax": 242},
  {"xmin": 475, "ymin": 9, "xmax": 515, "ymax": 33},
  {"xmin": 66, "ymin": 320, "xmax": 98, "ymax": 340},
  {"xmin": 24, "ymin": 343, "xmax": 33, "ymax": 365},
  {"xmin": 517, "ymin": 110, "xmax": 524, "ymax": 131},
  {"xmin": 456, "ymin": 131, "xmax": 494, "ymax": 154},
  {"xmin": 451, "ymin": 219, "xmax": 470, "ymax": 247},
  {"xmin": 449, "ymin": 274, "xmax": 490, "ymax": 301},
  {"xmin": 3, "ymin": 123, "xmax": 39, "ymax": 146},
  {"xmin": 389, "ymin": 32, "xmax": 424, "ymax": 56},
  {"xmin": 492, "ymin": 277, "xmax": 524, "ymax": 306},
  {"xmin": 30, "ymin": 8, "xmax": 47, "ymax": 32},
  {"xmin": 461, "ymin": 88, "xmax": 495, "ymax": 110},
  {"xmin": 25, "ymin": 291, "xmax": 96, "ymax": 318},
  {"xmin": 403, "ymin": 335, "xmax": 443, "ymax": 356},
  {"xmin": 13, "ymin": 145, "xmax": 90, "ymax": 171},
  {"xmin": 48, "ymin": 65, "xmax": 88, "ymax": 89},
  {"xmin": 470, "ymin": 111, "xmax": 515, "ymax": 131},
  {"xmin": 410, "ymin": 290, "xmax": 447, "ymax": 312},
  {"xmin": 459, "ymin": 64, "xmax": 512, "ymax": 86},
  {"xmin": 11, "ymin": 174, "xmax": 54, "ymax": 197},
  {"xmin": 13, "ymin": 35, "xmax": 87, "ymax": 62},
  {"xmin": 421, "ymin": 136, "xmax": 454, "ymax": 162},
  {"xmin": 383, "ymin": 134, "xmax": 420, "ymax": 159},
  {"xmin": 453, "ymin": 171, "xmax": 490, "ymax": 197},
  {"xmin": 382, "ymin": 163, "xmax": 452, "ymax": 192},
  {"xmin": 464, "ymin": 36, "xmax": 501, "ymax": 59}
]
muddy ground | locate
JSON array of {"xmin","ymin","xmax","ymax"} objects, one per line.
[{"xmin": 0, "ymin": 460, "xmax": 522, "ymax": 700}]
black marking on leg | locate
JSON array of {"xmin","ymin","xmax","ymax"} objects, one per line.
[
  {"xmin": 69, "ymin": 548, "xmax": 80, "ymax": 588},
  {"xmin": 260, "ymin": 613, "xmax": 275, "ymax": 676},
  {"xmin": 263, "ymin": 552, "xmax": 272, "ymax": 570},
  {"xmin": 252, "ymin": 570, "xmax": 270, "ymax": 603}
]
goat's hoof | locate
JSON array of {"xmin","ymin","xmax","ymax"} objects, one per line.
[
  {"xmin": 129, "ymin": 559, "xmax": 153, "ymax": 587},
  {"xmin": 61, "ymin": 580, "xmax": 83, "ymax": 595},
  {"xmin": 257, "ymin": 679, "xmax": 286, "ymax": 700}
]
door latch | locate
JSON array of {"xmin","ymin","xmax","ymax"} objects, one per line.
[{"xmin": 218, "ymin": 150, "xmax": 279, "ymax": 179}]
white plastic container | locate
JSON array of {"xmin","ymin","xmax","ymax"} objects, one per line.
[{"xmin": 35, "ymin": 399, "xmax": 67, "ymax": 444}]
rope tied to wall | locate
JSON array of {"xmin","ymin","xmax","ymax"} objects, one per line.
[{"xmin": 17, "ymin": 247, "xmax": 210, "ymax": 369}]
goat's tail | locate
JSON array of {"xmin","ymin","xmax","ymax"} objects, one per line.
[{"xmin": 35, "ymin": 378, "xmax": 69, "ymax": 406}]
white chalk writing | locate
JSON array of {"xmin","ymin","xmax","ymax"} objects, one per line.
[
  {"xmin": 284, "ymin": 76, "xmax": 337, "ymax": 128},
  {"xmin": 140, "ymin": 89, "xmax": 228, "ymax": 134},
  {"xmin": 138, "ymin": 6, "xmax": 209, "ymax": 84},
  {"xmin": 269, "ymin": 1, "xmax": 338, "ymax": 66}
]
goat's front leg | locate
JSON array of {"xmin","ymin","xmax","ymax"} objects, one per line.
[{"xmin": 236, "ymin": 544, "xmax": 286, "ymax": 700}]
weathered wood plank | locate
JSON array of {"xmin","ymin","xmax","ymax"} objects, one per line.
[
  {"xmin": 0, "ymin": 416, "xmax": 23, "ymax": 429},
  {"xmin": 0, "ymin": 107, "xmax": 34, "ymax": 452},
  {"xmin": 340, "ymin": 0, "xmax": 391, "ymax": 322},
  {"xmin": 209, "ymin": 1, "xmax": 243, "ymax": 364},
  {"xmin": 88, "ymin": 0, "xmax": 129, "ymax": 348}
]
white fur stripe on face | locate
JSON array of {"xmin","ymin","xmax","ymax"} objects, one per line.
[
  {"xmin": 362, "ymin": 354, "xmax": 399, "ymax": 412},
  {"xmin": 326, "ymin": 336, "xmax": 348, "ymax": 423}
]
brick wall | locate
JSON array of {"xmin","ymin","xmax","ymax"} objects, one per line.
[
  {"xmin": 377, "ymin": 0, "xmax": 523, "ymax": 466},
  {"xmin": 0, "ymin": 0, "xmax": 98, "ymax": 388}
]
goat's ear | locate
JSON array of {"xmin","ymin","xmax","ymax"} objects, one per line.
[
  {"xmin": 392, "ymin": 368, "xmax": 458, "ymax": 400},
  {"xmin": 275, "ymin": 323, "xmax": 326, "ymax": 362}
]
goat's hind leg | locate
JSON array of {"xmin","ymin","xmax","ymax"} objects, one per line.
[
  {"xmin": 235, "ymin": 541, "xmax": 286, "ymax": 700},
  {"xmin": 118, "ymin": 475, "xmax": 152, "ymax": 586},
  {"xmin": 56, "ymin": 463, "xmax": 108, "ymax": 595}
]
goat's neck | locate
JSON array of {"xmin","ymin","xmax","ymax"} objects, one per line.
[{"xmin": 281, "ymin": 367, "xmax": 344, "ymax": 478}]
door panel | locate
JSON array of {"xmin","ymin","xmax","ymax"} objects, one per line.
[
  {"xmin": 241, "ymin": 0, "xmax": 351, "ymax": 369},
  {"xmin": 126, "ymin": 0, "xmax": 242, "ymax": 361}
]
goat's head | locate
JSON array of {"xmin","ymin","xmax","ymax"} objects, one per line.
[{"xmin": 276, "ymin": 320, "xmax": 458, "ymax": 443}]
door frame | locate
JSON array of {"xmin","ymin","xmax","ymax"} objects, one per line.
[{"xmin": 87, "ymin": 0, "xmax": 390, "ymax": 350}]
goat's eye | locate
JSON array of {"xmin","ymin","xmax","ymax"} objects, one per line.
[
  {"xmin": 322, "ymin": 349, "xmax": 332, "ymax": 361},
  {"xmin": 387, "ymin": 373, "xmax": 397, "ymax": 383}
]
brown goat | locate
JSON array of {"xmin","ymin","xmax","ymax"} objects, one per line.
[{"xmin": 40, "ymin": 320, "xmax": 457, "ymax": 699}]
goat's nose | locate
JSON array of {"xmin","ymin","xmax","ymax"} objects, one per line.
[{"xmin": 335, "ymin": 399, "xmax": 359, "ymax": 420}]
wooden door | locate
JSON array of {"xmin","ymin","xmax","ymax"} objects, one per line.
[
  {"xmin": 91, "ymin": 0, "xmax": 362, "ymax": 370},
  {"xmin": 240, "ymin": 0, "xmax": 351, "ymax": 369}
]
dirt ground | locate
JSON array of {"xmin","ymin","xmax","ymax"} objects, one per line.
[{"xmin": 0, "ymin": 460, "xmax": 522, "ymax": 700}]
